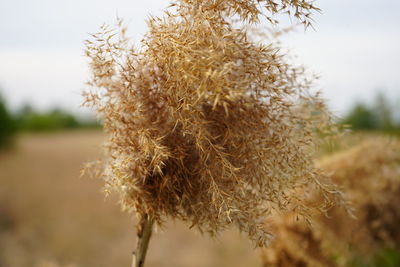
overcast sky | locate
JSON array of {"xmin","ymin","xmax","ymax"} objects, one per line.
[{"xmin": 0, "ymin": 0, "xmax": 399, "ymax": 116}]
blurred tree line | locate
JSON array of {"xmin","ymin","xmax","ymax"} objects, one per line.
[
  {"xmin": 342, "ymin": 93, "xmax": 400, "ymax": 133},
  {"xmin": 0, "ymin": 93, "xmax": 100, "ymax": 149},
  {"xmin": 15, "ymin": 105, "xmax": 100, "ymax": 131},
  {"xmin": 0, "ymin": 95, "xmax": 16, "ymax": 149}
]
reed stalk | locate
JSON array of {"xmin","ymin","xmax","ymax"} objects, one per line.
[{"xmin": 132, "ymin": 215, "xmax": 153, "ymax": 267}]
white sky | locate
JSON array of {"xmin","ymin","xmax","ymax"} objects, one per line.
[{"xmin": 0, "ymin": 0, "xmax": 399, "ymax": 117}]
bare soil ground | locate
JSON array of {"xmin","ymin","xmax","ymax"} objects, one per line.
[{"xmin": 0, "ymin": 131, "xmax": 261, "ymax": 267}]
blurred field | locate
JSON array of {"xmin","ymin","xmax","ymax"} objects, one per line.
[{"xmin": 0, "ymin": 131, "xmax": 261, "ymax": 267}]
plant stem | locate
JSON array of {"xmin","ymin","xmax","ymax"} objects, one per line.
[{"xmin": 132, "ymin": 215, "xmax": 154, "ymax": 267}]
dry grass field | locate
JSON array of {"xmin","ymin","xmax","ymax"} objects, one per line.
[{"xmin": 0, "ymin": 131, "xmax": 261, "ymax": 267}]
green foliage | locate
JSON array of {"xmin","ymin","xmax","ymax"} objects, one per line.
[
  {"xmin": 18, "ymin": 108, "xmax": 79, "ymax": 131},
  {"xmin": 373, "ymin": 248, "xmax": 400, "ymax": 267},
  {"xmin": 349, "ymin": 248, "xmax": 400, "ymax": 267},
  {"xmin": 374, "ymin": 93, "xmax": 396, "ymax": 132},
  {"xmin": 0, "ymin": 95, "xmax": 16, "ymax": 149},
  {"xmin": 342, "ymin": 93, "xmax": 399, "ymax": 133},
  {"xmin": 16, "ymin": 105, "xmax": 100, "ymax": 132},
  {"xmin": 343, "ymin": 103, "xmax": 377, "ymax": 130}
]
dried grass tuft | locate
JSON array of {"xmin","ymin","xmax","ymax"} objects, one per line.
[
  {"xmin": 318, "ymin": 138, "xmax": 400, "ymax": 249},
  {"xmin": 261, "ymin": 137, "xmax": 400, "ymax": 265},
  {"xmin": 83, "ymin": 0, "xmax": 342, "ymax": 247}
]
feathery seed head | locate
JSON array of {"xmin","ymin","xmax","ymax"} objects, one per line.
[{"xmin": 83, "ymin": 0, "xmax": 341, "ymax": 247}]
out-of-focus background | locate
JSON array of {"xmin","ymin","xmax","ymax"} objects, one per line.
[{"xmin": 0, "ymin": 0, "xmax": 399, "ymax": 266}]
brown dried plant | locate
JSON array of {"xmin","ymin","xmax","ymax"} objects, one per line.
[
  {"xmin": 318, "ymin": 138, "xmax": 400, "ymax": 253},
  {"xmin": 83, "ymin": 0, "xmax": 342, "ymax": 264},
  {"xmin": 261, "ymin": 137, "xmax": 400, "ymax": 266}
]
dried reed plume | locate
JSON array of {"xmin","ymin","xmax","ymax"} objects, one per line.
[
  {"xmin": 83, "ymin": 0, "xmax": 342, "ymax": 263},
  {"xmin": 261, "ymin": 137, "xmax": 400, "ymax": 266}
]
